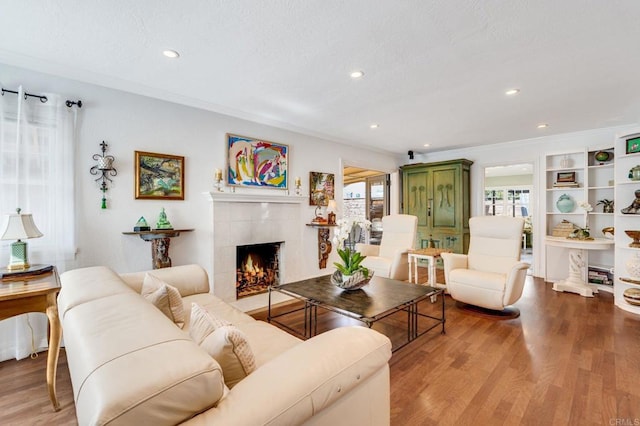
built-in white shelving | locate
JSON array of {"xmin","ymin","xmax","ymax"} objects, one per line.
[
  {"xmin": 613, "ymin": 130, "xmax": 640, "ymax": 314},
  {"xmin": 544, "ymin": 146, "xmax": 615, "ymax": 294}
]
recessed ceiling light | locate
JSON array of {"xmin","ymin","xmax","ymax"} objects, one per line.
[
  {"xmin": 537, "ymin": 123, "xmax": 549, "ymax": 129},
  {"xmin": 505, "ymin": 88, "xmax": 520, "ymax": 96},
  {"xmin": 423, "ymin": 143, "xmax": 430, "ymax": 147},
  {"xmin": 350, "ymin": 70, "xmax": 365, "ymax": 79},
  {"xmin": 370, "ymin": 123, "xmax": 379, "ymax": 129},
  {"xmin": 162, "ymin": 49, "xmax": 180, "ymax": 59}
]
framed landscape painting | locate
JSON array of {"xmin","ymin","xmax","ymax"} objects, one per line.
[
  {"xmin": 135, "ymin": 151, "xmax": 185, "ymax": 200},
  {"xmin": 227, "ymin": 134, "xmax": 288, "ymax": 189},
  {"xmin": 309, "ymin": 172, "xmax": 335, "ymax": 206}
]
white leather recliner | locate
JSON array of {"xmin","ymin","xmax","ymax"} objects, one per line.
[
  {"xmin": 441, "ymin": 216, "xmax": 530, "ymax": 317},
  {"xmin": 356, "ymin": 214, "xmax": 418, "ymax": 281}
]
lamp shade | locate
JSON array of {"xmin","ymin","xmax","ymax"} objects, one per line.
[
  {"xmin": 327, "ymin": 200, "xmax": 337, "ymax": 213},
  {"xmin": 1, "ymin": 210, "xmax": 43, "ymax": 241}
]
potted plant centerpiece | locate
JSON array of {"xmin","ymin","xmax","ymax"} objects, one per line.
[{"xmin": 331, "ymin": 217, "xmax": 373, "ymax": 290}]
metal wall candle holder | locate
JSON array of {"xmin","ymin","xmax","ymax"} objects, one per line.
[{"xmin": 90, "ymin": 141, "xmax": 117, "ymax": 209}]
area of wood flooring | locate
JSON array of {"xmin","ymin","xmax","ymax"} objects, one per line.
[{"xmin": 1, "ymin": 273, "xmax": 639, "ymax": 425}]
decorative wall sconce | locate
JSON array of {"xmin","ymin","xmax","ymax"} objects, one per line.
[{"xmin": 90, "ymin": 141, "xmax": 117, "ymax": 209}]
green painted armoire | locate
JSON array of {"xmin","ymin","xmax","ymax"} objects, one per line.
[{"xmin": 400, "ymin": 159, "xmax": 473, "ymax": 253}]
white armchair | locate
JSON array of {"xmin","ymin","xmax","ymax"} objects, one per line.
[
  {"xmin": 441, "ymin": 216, "xmax": 530, "ymax": 317},
  {"xmin": 356, "ymin": 214, "xmax": 418, "ymax": 281}
]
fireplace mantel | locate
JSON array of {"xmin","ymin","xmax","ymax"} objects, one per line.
[{"xmin": 206, "ymin": 192, "xmax": 306, "ymax": 204}]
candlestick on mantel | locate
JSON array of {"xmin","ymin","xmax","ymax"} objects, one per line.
[
  {"xmin": 214, "ymin": 169, "xmax": 224, "ymax": 192},
  {"xmin": 295, "ymin": 176, "xmax": 302, "ymax": 195}
]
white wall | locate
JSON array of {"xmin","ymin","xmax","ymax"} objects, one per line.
[
  {"xmin": 4, "ymin": 63, "xmax": 639, "ymax": 283},
  {"xmin": 1, "ymin": 64, "xmax": 401, "ymax": 283},
  {"xmin": 414, "ymin": 125, "xmax": 639, "ymax": 277}
]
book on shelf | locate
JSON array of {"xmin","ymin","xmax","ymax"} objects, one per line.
[{"xmin": 588, "ymin": 267, "xmax": 613, "ymax": 286}]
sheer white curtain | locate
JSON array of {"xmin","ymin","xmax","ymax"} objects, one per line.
[{"xmin": 0, "ymin": 85, "xmax": 77, "ymax": 361}]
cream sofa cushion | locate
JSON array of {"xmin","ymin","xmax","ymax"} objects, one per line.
[
  {"xmin": 190, "ymin": 303, "xmax": 257, "ymax": 388},
  {"xmin": 189, "ymin": 302, "xmax": 231, "ymax": 345},
  {"xmin": 141, "ymin": 273, "xmax": 185, "ymax": 328},
  {"xmin": 201, "ymin": 325, "xmax": 257, "ymax": 388}
]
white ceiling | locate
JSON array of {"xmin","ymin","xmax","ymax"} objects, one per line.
[{"xmin": 1, "ymin": 1, "xmax": 639, "ymax": 155}]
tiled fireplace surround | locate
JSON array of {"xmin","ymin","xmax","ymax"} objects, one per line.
[{"xmin": 210, "ymin": 192, "xmax": 306, "ymax": 311}]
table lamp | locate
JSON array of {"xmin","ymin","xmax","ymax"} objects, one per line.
[{"xmin": 1, "ymin": 208, "xmax": 43, "ymax": 271}]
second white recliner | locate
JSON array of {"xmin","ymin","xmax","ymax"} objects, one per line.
[
  {"xmin": 356, "ymin": 214, "xmax": 418, "ymax": 281},
  {"xmin": 441, "ymin": 216, "xmax": 530, "ymax": 317}
]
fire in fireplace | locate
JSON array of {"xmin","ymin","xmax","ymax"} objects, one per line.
[{"xmin": 236, "ymin": 242, "xmax": 282, "ymax": 299}]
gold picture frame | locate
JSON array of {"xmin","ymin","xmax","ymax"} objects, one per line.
[{"xmin": 134, "ymin": 151, "xmax": 185, "ymax": 200}]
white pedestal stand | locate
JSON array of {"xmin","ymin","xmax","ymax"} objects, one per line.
[{"xmin": 545, "ymin": 237, "xmax": 614, "ymax": 297}]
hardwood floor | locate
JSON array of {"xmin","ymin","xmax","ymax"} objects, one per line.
[{"xmin": 2, "ymin": 274, "xmax": 639, "ymax": 425}]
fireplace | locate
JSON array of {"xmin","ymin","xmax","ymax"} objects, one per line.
[{"xmin": 236, "ymin": 242, "xmax": 282, "ymax": 299}]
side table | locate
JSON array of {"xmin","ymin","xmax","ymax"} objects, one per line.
[
  {"xmin": 408, "ymin": 248, "xmax": 452, "ymax": 288},
  {"xmin": 0, "ymin": 267, "xmax": 62, "ymax": 411}
]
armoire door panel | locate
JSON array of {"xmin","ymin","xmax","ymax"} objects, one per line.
[
  {"xmin": 406, "ymin": 172, "xmax": 428, "ymax": 226},
  {"xmin": 432, "ymin": 168, "xmax": 456, "ymax": 228}
]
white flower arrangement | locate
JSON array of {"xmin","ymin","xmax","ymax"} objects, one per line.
[
  {"xmin": 332, "ymin": 217, "xmax": 372, "ymax": 249},
  {"xmin": 568, "ymin": 201, "xmax": 593, "ymax": 239},
  {"xmin": 578, "ymin": 201, "xmax": 593, "ymax": 212}
]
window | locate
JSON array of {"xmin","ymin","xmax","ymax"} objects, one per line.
[{"xmin": 485, "ymin": 187, "xmax": 531, "ymax": 218}]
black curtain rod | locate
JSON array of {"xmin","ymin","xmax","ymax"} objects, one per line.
[{"xmin": 1, "ymin": 87, "xmax": 82, "ymax": 108}]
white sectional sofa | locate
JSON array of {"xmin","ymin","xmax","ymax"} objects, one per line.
[{"xmin": 58, "ymin": 264, "xmax": 392, "ymax": 425}]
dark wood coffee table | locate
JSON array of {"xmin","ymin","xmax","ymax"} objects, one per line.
[{"xmin": 268, "ymin": 275, "xmax": 445, "ymax": 352}]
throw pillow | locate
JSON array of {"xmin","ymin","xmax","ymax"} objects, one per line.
[
  {"xmin": 141, "ymin": 273, "xmax": 185, "ymax": 328},
  {"xmin": 189, "ymin": 303, "xmax": 231, "ymax": 345},
  {"xmin": 201, "ymin": 325, "xmax": 256, "ymax": 388}
]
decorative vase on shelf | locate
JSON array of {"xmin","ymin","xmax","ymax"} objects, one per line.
[
  {"xmin": 629, "ymin": 165, "xmax": 640, "ymax": 181},
  {"xmin": 560, "ymin": 155, "xmax": 572, "ymax": 169},
  {"xmin": 556, "ymin": 194, "xmax": 575, "ymax": 213},
  {"xmin": 625, "ymin": 252, "xmax": 640, "ymax": 278},
  {"xmin": 594, "ymin": 151, "xmax": 610, "ymax": 162}
]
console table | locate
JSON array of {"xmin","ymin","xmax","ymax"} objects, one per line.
[
  {"xmin": 545, "ymin": 236, "xmax": 614, "ymax": 297},
  {"xmin": 0, "ymin": 267, "xmax": 61, "ymax": 411},
  {"xmin": 305, "ymin": 223, "xmax": 337, "ymax": 269},
  {"xmin": 123, "ymin": 229, "xmax": 194, "ymax": 269}
]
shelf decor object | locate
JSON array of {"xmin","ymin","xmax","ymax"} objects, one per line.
[
  {"xmin": 556, "ymin": 194, "xmax": 576, "ymax": 213},
  {"xmin": 625, "ymin": 230, "xmax": 640, "ymax": 248},
  {"xmin": 594, "ymin": 150, "xmax": 611, "ymax": 163},
  {"xmin": 625, "ymin": 135, "xmax": 640, "ymax": 154},
  {"xmin": 623, "ymin": 288, "xmax": 640, "ymax": 306},
  {"xmin": 620, "ymin": 189, "xmax": 640, "ymax": 214},
  {"xmin": 90, "ymin": 141, "xmax": 117, "ymax": 209},
  {"xmin": 625, "ymin": 252, "xmax": 640, "ymax": 278}
]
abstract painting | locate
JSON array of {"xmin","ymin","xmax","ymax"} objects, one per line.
[
  {"xmin": 135, "ymin": 151, "xmax": 185, "ymax": 200},
  {"xmin": 227, "ymin": 134, "xmax": 288, "ymax": 189}
]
